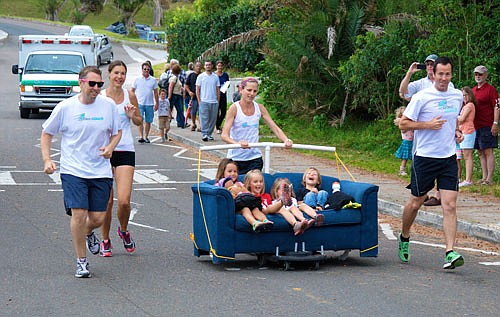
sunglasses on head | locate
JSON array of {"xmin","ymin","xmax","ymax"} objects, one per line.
[{"xmin": 80, "ymin": 78, "xmax": 104, "ymax": 88}]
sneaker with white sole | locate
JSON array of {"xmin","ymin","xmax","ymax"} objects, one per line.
[
  {"xmin": 86, "ymin": 232, "xmax": 100, "ymax": 255},
  {"xmin": 459, "ymin": 180, "xmax": 473, "ymax": 187},
  {"xmin": 443, "ymin": 251, "xmax": 464, "ymax": 269},
  {"xmin": 75, "ymin": 259, "xmax": 91, "ymax": 278},
  {"xmin": 99, "ymin": 239, "xmax": 112, "ymax": 257},
  {"xmin": 118, "ymin": 227, "xmax": 136, "ymax": 253},
  {"xmin": 398, "ymin": 234, "xmax": 410, "ymax": 262}
]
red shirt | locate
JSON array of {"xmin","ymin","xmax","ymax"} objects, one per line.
[
  {"xmin": 256, "ymin": 193, "xmax": 272, "ymax": 208},
  {"xmin": 472, "ymin": 82, "xmax": 498, "ymax": 129}
]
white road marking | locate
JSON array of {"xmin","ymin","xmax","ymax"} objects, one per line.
[
  {"xmin": 129, "ymin": 221, "xmax": 168, "ymax": 232},
  {"xmin": 122, "ymin": 44, "xmax": 150, "ymax": 62},
  {"xmin": 0, "ymin": 172, "xmax": 16, "ymax": 184},
  {"xmin": 0, "ymin": 166, "xmax": 16, "ymax": 169},
  {"xmin": 379, "ymin": 223, "xmax": 397, "ymax": 240},
  {"xmin": 133, "ymin": 170, "xmax": 170, "ymax": 184},
  {"xmin": 410, "ymin": 240, "xmax": 499, "ymax": 256},
  {"xmin": 478, "ymin": 262, "xmax": 500, "ymax": 266}
]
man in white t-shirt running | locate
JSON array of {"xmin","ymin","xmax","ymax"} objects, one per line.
[
  {"xmin": 41, "ymin": 66, "xmax": 122, "ymax": 278},
  {"xmin": 398, "ymin": 57, "xmax": 465, "ymax": 270}
]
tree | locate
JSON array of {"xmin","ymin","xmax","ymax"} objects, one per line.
[
  {"xmin": 152, "ymin": 0, "xmax": 170, "ymax": 27},
  {"xmin": 39, "ymin": 0, "xmax": 67, "ymax": 21},
  {"xmin": 113, "ymin": 0, "xmax": 147, "ymax": 30}
]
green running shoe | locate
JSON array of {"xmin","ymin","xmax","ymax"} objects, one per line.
[
  {"xmin": 443, "ymin": 251, "xmax": 464, "ymax": 269},
  {"xmin": 398, "ymin": 235, "xmax": 410, "ymax": 262}
]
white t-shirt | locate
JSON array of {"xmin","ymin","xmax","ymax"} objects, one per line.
[
  {"xmin": 403, "ymin": 86, "xmax": 463, "ymax": 158},
  {"xmin": 405, "ymin": 76, "xmax": 455, "ymax": 99},
  {"xmin": 102, "ymin": 88, "xmax": 134, "ymax": 152},
  {"xmin": 132, "ymin": 75, "xmax": 158, "ymax": 105},
  {"xmin": 42, "ymin": 94, "xmax": 121, "ymax": 178},
  {"xmin": 195, "ymin": 72, "xmax": 219, "ymax": 103},
  {"xmin": 227, "ymin": 101, "xmax": 262, "ymax": 161}
]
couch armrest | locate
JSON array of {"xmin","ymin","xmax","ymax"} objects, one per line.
[{"xmin": 191, "ymin": 183, "xmax": 237, "ymax": 262}]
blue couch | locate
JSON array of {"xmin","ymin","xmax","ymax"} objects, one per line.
[{"xmin": 191, "ymin": 172, "xmax": 379, "ymax": 264}]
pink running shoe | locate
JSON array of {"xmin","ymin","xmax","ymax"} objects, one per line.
[
  {"xmin": 118, "ymin": 227, "xmax": 136, "ymax": 253},
  {"xmin": 99, "ymin": 239, "xmax": 112, "ymax": 257}
]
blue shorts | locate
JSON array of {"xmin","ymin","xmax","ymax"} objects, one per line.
[
  {"xmin": 408, "ymin": 155, "xmax": 458, "ymax": 197},
  {"xmin": 61, "ymin": 174, "xmax": 113, "ymax": 216},
  {"xmin": 474, "ymin": 126, "xmax": 498, "ymax": 150},
  {"xmin": 139, "ymin": 104, "xmax": 154, "ymax": 123},
  {"xmin": 460, "ymin": 131, "xmax": 476, "ymax": 150}
]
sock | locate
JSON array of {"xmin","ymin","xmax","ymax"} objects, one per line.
[
  {"xmin": 78, "ymin": 257, "xmax": 87, "ymax": 262},
  {"xmin": 446, "ymin": 250, "xmax": 453, "ymax": 256},
  {"xmin": 400, "ymin": 234, "xmax": 410, "ymax": 242}
]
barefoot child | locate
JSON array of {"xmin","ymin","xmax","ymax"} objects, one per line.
[{"xmin": 214, "ymin": 159, "xmax": 273, "ymax": 232}]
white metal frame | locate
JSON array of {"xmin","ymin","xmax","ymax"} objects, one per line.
[{"xmin": 199, "ymin": 142, "xmax": 336, "ymax": 173}]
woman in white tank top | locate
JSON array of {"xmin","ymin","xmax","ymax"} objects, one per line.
[
  {"xmin": 221, "ymin": 77, "xmax": 293, "ymax": 174},
  {"xmin": 99, "ymin": 61, "xmax": 142, "ymax": 257}
]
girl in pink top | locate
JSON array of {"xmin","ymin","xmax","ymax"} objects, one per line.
[{"xmin": 458, "ymin": 87, "xmax": 476, "ymax": 187}]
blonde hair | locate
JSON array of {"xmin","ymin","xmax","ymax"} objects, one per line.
[
  {"xmin": 270, "ymin": 178, "xmax": 295, "ymax": 199},
  {"xmin": 244, "ymin": 169, "xmax": 265, "ymax": 194},
  {"xmin": 394, "ymin": 106, "xmax": 406, "ymax": 126},
  {"xmin": 302, "ymin": 167, "xmax": 322, "ymax": 188}
]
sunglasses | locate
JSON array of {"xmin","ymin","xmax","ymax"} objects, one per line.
[
  {"xmin": 80, "ymin": 78, "xmax": 104, "ymax": 88},
  {"xmin": 143, "ymin": 68, "xmax": 151, "ymax": 71}
]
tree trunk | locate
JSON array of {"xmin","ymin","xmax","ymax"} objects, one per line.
[{"xmin": 152, "ymin": 0, "xmax": 168, "ymax": 27}]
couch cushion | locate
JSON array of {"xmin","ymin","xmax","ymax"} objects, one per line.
[{"xmin": 234, "ymin": 207, "xmax": 362, "ymax": 233}]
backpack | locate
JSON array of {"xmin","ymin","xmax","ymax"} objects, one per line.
[{"xmin": 158, "ymin": 75, "xmax": 170, "ymax": 90}]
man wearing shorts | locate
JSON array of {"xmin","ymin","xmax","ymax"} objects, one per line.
[
  {"xmin": 398, "ymin": 57, "xmax": 465, "ymax": 269},
  {"xmin": 41, "ymin": 66, "xmax": 122, "ymax": 278},
  {"xmin": 132, "ymin": 62, "xmax": 159, "ymax": 143},
  {"xmin": 472, "ymin": 65, "xmax": 499, "ymax": 185}
]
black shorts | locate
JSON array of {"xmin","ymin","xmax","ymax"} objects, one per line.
[
  {"xmin": 234, "ymin": 157, "xmax": 263, "ymax": 175},
  {"xmin": 474, "ymin": 126, "xmax": 498, "ymax": 150},
  {"xmin": 234, "ymin": 193, "xmax": 262, "ymax": 212},
  {"xmin": 408, "ymin": 155, "xmax": 458, "ymax": 197},
  {"xmin": 110, "ymin": 151, "xmax": 135, "ymax": 167}
]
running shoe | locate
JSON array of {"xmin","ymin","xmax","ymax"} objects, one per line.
[
  {"xmin": 443, "ymin": 251, "xmax": 464, "ymax": 269},
  {"xmin": 398, "ymin": 234, "xmax": 410, "ymax": 262},
  {"xmin": 280, "ymin": 183, "xmax": 293, "ymax": 207},
  {"xmin": 208, "ymin": 136, "xmax": 215, "ymax": 141},
  {"xmin": 99, "ymin": 239, "xmax": 112, "ymax": 257},
  {"xmin": 144, "ymin": 138, "xmax": 150, "ymax": 144},
  {"xmin": 459, "ymin": 180, "xmax": 473, "ymax": 187},
  {"xmin": 138, "ymin": 138, "xmax": 145, "ymax": 143},
  {"xmin": 75, "ymin": 259, "xmax": 91, "ymax": 278},
  {"xmin": 118, "ymin": 227, "xmax": 136, "ymax": 253},
  {"xmin": 86, "ymin": 232, "xmax": 100, "ymax": 255}
]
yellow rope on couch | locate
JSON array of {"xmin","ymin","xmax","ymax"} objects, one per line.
[
  {"xmin": 334, "ymin": 151, "xmax": 357, "ymax": 182},
  {"xmin": 360, "ymin": 244, "xmax": 379, "ymax": 253},
  {"xmin": 194, "ymin": 149, "xmax": 236, "ymax": 261}
]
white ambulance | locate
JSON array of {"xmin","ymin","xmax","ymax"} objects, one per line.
[{"xmin": 11, "ymin": 35, "xmax": 97, "ymax": 118}]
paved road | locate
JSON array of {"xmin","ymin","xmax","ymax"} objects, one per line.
[{"xmin": 0, "ymin": 17, "xmax": 499, "ymax": 317}]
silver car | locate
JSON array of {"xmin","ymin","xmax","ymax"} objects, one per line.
[{"xmin": 95, "ymin": 35, "xmax": 113, "ymax": 65}]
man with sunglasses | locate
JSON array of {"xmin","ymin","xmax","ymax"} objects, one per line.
[
  {"xmin": 41, "ymin": 66, "xmax": 122, "ymax": 278},
  {"xmin": 132, "ymin": 61, "xmax": 159, "ymax": 143}
]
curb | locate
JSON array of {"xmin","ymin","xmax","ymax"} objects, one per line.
[
  {"xmin": 0, "ymin": 29, "xmax": 7, "ymax": 41},
  {"xmin": 379, "ymin": 199, "xmax": 500, "ymax": 244}
]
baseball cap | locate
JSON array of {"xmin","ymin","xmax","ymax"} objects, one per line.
[
  {"xmin": 474, "ymin": 65, "xmax": 488, "ymax": 74},
  {"xmin": 424, "ymin": 54, "xmax": 438, "ymax": 62}
]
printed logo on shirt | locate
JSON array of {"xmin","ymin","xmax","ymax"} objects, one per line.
[
  {"xmin": 76, "ymin": 113, "xmax": 104, "ymax": 121},
  {"xmin": 437, "ymin": 100, "xmax": 456, "ymax": 113},
  {"xmin": 242, "ymin": 122, "xmax": 259, "ymax": 128}
]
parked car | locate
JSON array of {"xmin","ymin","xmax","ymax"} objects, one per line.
[
  {"xmin": 105, "ymin": 21, "xmax": 152, "ymax": 40},
  {"xmin": 95, "ymin": 35, "xmax": 113, "ymax": 65},
  {"xmin": 67, "ymin": 25, "xmax": 94, "ymax": 37}
]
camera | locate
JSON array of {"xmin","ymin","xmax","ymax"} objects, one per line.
[{"xmin": 416, "ymin": 64, "xmax": 426, "ymax": 70}]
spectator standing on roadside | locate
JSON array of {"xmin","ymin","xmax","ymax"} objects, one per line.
[
  {"xmin": 185, "ymin": 61, "xmax": 202, "ymax": 132},
  {"xmin": 472, "ymin": 65, "xmax": 499, "ymax": 186},
  {"xmin": 398, "ymin": 57, "xmax": 465, "ymax": 270},
  {"xmin": 196, "ymin": 60, "xmax": 220, "ymax": 142},
  {"xmin": 232, "ymin": 83, "xmax": 241, "ymax": 102},
  {"xmin": 132, "ymin": 62, "xmax": 159, "ymax": 144},
  {"xmin": 215, "ymin": 60, "xmax": 230, "ymax": 134},
  {"xmin": 41, "ymin": 66, "xmax": 122, "ymax": 278},
  {"xmin": 457, "ymin": 86, "xmax": 476, "ymax": 187},
  {"xmin": 100, "ymin": 60, "xmax": 142, "ymax": 257},
  {"xmin": 168, "ymin": 64, "xmax": 187, "ymax": 129},
  {"xmin": 398, "ymin": 54, "xmax": 454, "ymax": 207}
]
